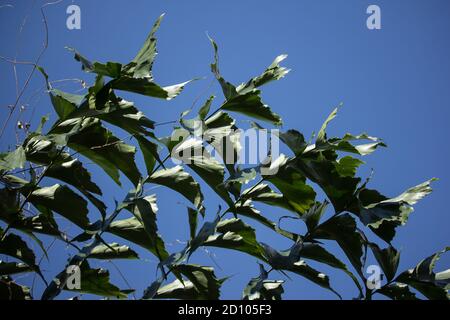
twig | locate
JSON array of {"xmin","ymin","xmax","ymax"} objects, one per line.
[
  {"xmin": 0, "ymin": 0, "xmax": 62, "ymax": 139},
  {"xmin": 108, "ymin": 260, "xmax": 137, "ymax": 300},
  {"xmin": 31, "ymin": 237, "xmax": 57, "ymax": 297}
]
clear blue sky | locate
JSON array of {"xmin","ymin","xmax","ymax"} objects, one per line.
[{"xmin": 0, "ymin": 0, "xmax": 449, "ymax": 299}]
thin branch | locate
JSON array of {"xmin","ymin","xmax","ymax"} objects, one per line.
[
  {"xmin": 0, "ymin": 0, "xmax": 62, "ymax": 139},
  {"xmin": 31, "ymin": 236, "xmax": 57, "ymax": 297},
  {"xmin": 108, "ymin": 260, "xmax": 137, "ymax": 300}
]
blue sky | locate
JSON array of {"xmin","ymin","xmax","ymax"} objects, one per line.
[{"xmin": 0, "ymin": 0, "xmax": 449, "ymax": 300}]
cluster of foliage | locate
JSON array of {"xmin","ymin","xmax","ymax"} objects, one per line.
[{"xmin": 0, "ymin": 14, "xmax": 448, "ymax": 300}]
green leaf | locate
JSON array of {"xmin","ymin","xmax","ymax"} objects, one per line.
[
  {"xmin": 392, "ymin": 247, "xmax": 449, "ymax": 300},
  {"xmin": 203, "ymin": 113, "xmax": 241, "ymax": 187},
  {"xmin": 89, "ymin": 243, "xmax": 139, "ymax": 260},
  {"xmin": 188, "ymin": 214, "xmax": 221, "ymax": 258},
  {"xmin": 204, "ymin": 110, "xmax": 235, "ymax": 129},
  {"xmin": 263, "ymin": 157, "xmax": 316, "ymax": 215},
  {"xmin": 355, "ymin": 179, "xmax": 436, "ymax": 243},
  {"xmin": 0, "ymin": 188, "xmax": 61, "ymax": 237},
  {"xmin": 335, "ymin": 156, "xmax": 364, "ymax": 178},
  {"xmin": 0, "ymin": 187, "xmax": 20, "ymax": 219},
  {"xmin": 232, "ymin": 199, "xmax": 299, "ymax": 241},
  {"xmin": 208, "ymin": 37, "xmax": 283, "ymax": 125},
  {"xmin": 36, "ymin": 115, "xmax": 49, "ymax": 134},
  {"xmin": 107, "ymin": 216, "xmax": 168, "ymax": 260},
  {"xmin": 260, "ymin": 240, "xmax": 304, "ymax": 270},
  {"xmin": 236, "ymin": 54, "xmax": 290, "ymax": 94},
  {"xmin": 278, "ymin": 129, "xmax": 307, "ymax": 156},
  {"xmin": 287, "ymin": 260, "xmax": 341, "ymax": 299},
  {"xmin": 369, "ymin": 244, "xmax": 400, "ymax": 282},
  {"xmin": 260, "ymin": 241, "xmax": 340, "ymax": 298},
  {"xmin": 28, "ymin": 184, "xmax": 89, "ymax": 229},
  {"xmin": 198, "ymin": 95, "xmax": 215, "ymax": 120},
  {"xmin": 111, "ymin": 77, "xmax": 194, "ymax": 100},
  {"xmin": 241, "ymin": 183, "xmax": 297, "ymax": 214},
  {"xmin": 53, "ymin": 118, "xmax": 141, "ymax": 186},
  {"xmin": 301, "ymin": 243, "xmax": 363, "ymax": 297},
  {"xmin": 316, "ymin": 107, "xmax": 338, "ymax": 144},
  {"xmin": 65, "ymin": 262, "xmax": 130, "ymax": 299},
  {"xmin": 177, "ymin": 264, "xmax": 224, "ymax": 299},
  {"xmin": 123, "ymin": 13, "xmax": 164, "ymax": 78},
  {"xmin": 23, "ymin": 134, "xmax": 72, "ymax": 165},
  {"xmin": 412, "ymin": 247, "xmax": 448, "ymax": 282},
  {"xmin": 135, "ymin": 135, "xmax": 160, "ymax": 175},
  {"xmin": 170, "ymin": 137, "xmax": 234, "ymax": 206},
  {"xmin": 67, "ymin": 14, "xmax": 192, "ymax": 100},
  {"xmin": 302, "ymin": 201, "xmax": 328, "ymax": 232},
  {"xmin": 377, "ymin": 283, "xmax": 418, "ymax": 300},
  {"xmin": 121, "ymin": 193, "xmax": 168, "ymax": 261},
  {"xmin": 208, "ymin": 36, "xmax": 238, "ymax": 99},
  {"xmin": 153, "ymin": 279, "xmax": 198, "ymax": 300},
  {"xmin": 79, "ymin": 81, "xmax": 159, "ymax": 172},
  {"xmin": 147, "ymin": 166, "xmax": 205, "ymax": 214},
  {"xmin": 223, "ymin": 167, "xmax": 257, "ymax": 189},
  {"xmin": 66, "ymin": 47, "xmax": 122, "ymax": 78},
  {"xmin": 46, "ymin": 158, "xmax": 102, "ymax": 195},
  {"xmin": 142, "ymin": 277, "xmax": 164, "ymax": 300},
  {"xmin": 204, "ymin": 218, "xmax": 265, "ymax": 260},
  {"xmin": 243, "ymin": 264, "xmax": 284, "ymax": 300},
  {"xmin": 70, "ymin": 92, "xmax": 155, "ymax": 135},
  {"xmin": 243, "ymin": 279, "xmax": 284, "ymax": 300},
  {"xmin": 294, "ymin": 151, "xmax": 361, "ymax": 213},
  {"xmin": 221, "ymin": 91, "xmax": 282, "ymax": 126},
  {"xmin": 16, "ymin": 212, "xmax": 61, "ymax": 237},
  {"xmin": 311, "ymin": 214, "xmax": 367, "ymax": 280},
  {"xmin": 315, "ymin": 132, "xmax": 386, "ymax": 156},
  {"xmin": 0, "ymin": 146, "xmax": 26, "ymax": 171},
  {"xmin": 187, "ymin": 207, "xmax": 198, "ymax": 241},
  {"xmin": 155, "ymin": 265, "xmax": 223, "ymax": 300},
  {"xmin": 383, "ymin": 178, "xmax": 436, "ymax": 205},
  {"xmin": 312, "ymin": 107, "xmax": 386, "ymax": 156},
  {"xmin": 49, "ymin": 89, "xmax": 84, "ymax": 121}
]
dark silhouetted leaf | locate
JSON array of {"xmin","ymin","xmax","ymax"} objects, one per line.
[
  {"xmin": 28, "ymin": 184, "xmax": 89, "ymax": 229},
  {"xmin": 377, "ymin": 283, "xmax": 418, "ymax": 300},
  {"xmin": 187, "ymin": 207, "xmax": 198, "ymax": 241},
  {"xmin": 0, "ymin": 261, "xmax": 32, "ymax": 276},
  {"xmin": 370, "ymin": 244, "xmax": 400, "ymax": 282},
  {"xmin": 188, "ymin": 214, "xmax": 221, "ymax": 258},
  {"xmin": 301, "ymin": 243, "xmax": 363, "ymax": 297},
  {"xmin": 311, "ymin": 214, "xmax": 367, "ymax": 280},
  {"xmin": 0, "ymin": 230, "xmax": 36, "ymax": 269},
  {"xmin": 0, "ymin": 277, "xmax": 32, "ymax": 300},
  {"xmin": 394, "ymin": 247, "xmax": 449, "ymax": 300}
]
